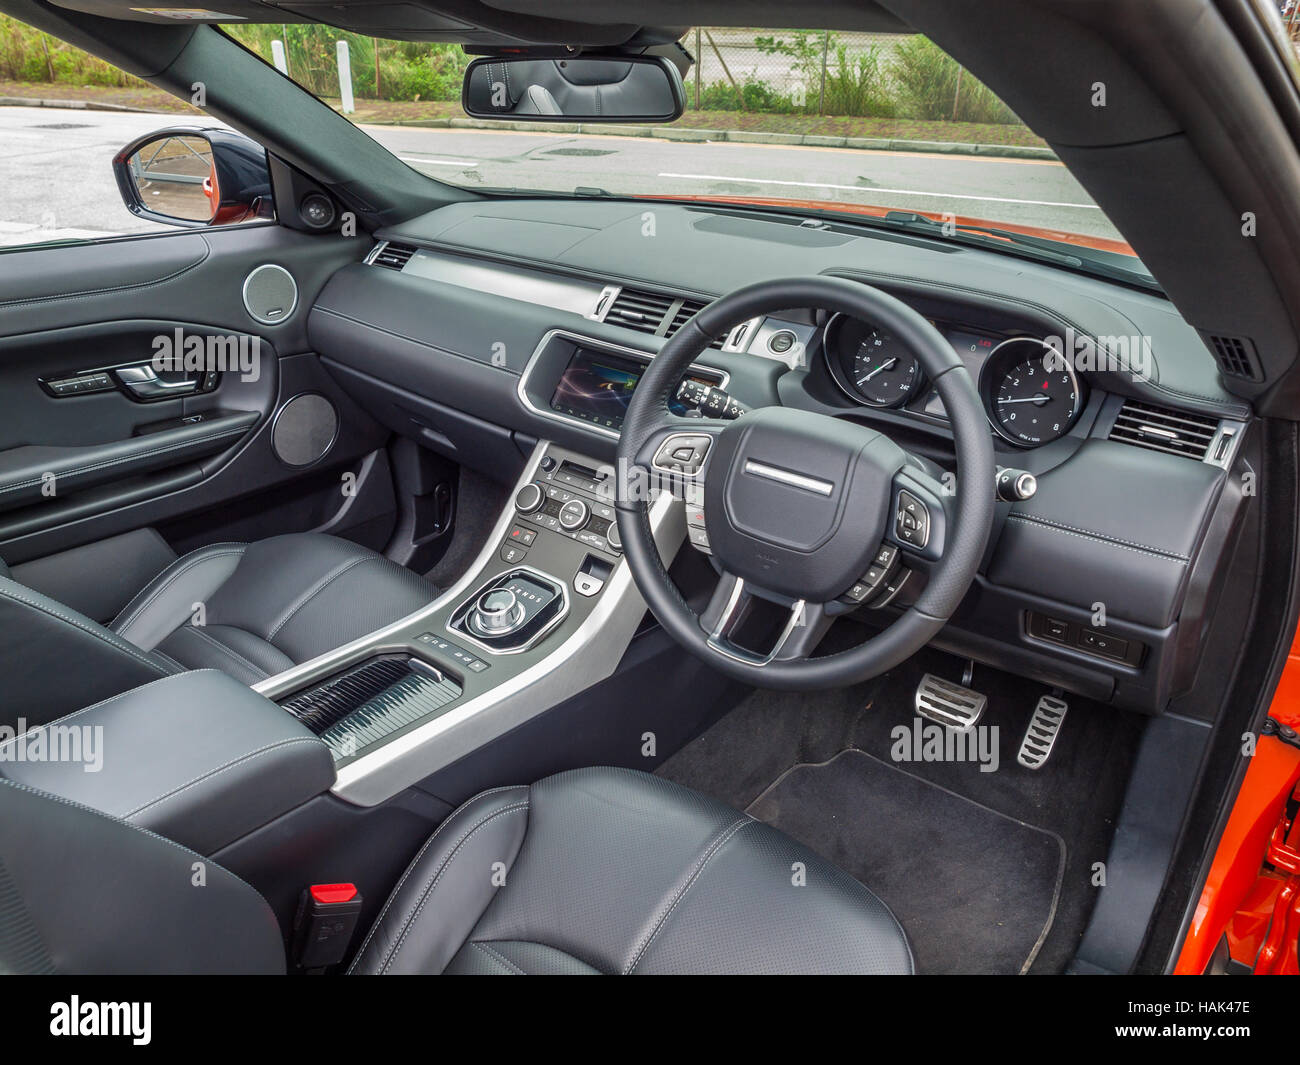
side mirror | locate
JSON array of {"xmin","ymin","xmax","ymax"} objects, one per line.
[
  {"xmin": 113, "ymin": 128, "xmax": 274, "ymax": 229},
  {"xmin": 462, "ymin": 55, "xmax": 685, "ymax": 123}
]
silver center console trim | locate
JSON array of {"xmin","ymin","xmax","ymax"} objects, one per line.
[
  {"xmin": 516, "ymin": 328, "xmax": 731, "ymax": 442},
  {"xmin": 252, "ymin": 440, "xmax": 685, "ymax": 808}
]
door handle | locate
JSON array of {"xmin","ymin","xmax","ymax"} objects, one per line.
[{"xmin": 115, "ymin": 365, "xmax": 201, "ymax": 399}]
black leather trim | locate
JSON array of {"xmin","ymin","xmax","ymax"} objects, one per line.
[
  {"xmin": 350, "ymin": 768, "xmax": 913, "ymax": 975},
  {"xmin": 0, "ymin": 412, "xmax": 259, "ymax": 513},
  {"xmin": 0, "ymin": 670, "xmax": 335, "ymax": 855},
  {"xmin": 0, "ymin": 776, "xmax": 284, "ymax": 974},
  {"xmin": 988, "ymin": 438, "xmax": 1225, "ymax": 627}
]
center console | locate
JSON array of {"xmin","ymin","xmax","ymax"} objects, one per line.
[{"xmin": 251, "ymin": 439, "xmax": 684, "ymax": 807}]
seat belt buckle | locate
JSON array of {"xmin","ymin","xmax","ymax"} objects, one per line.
[{"xmin": 292, "ymin": 883, "xmax": 363, "ymax": 971}]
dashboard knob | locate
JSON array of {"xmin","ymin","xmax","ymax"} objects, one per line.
[
  {"xmin": 558, "ymin": 498, "xmax": 590, "ymax": 530},
  {"xmin": 995, "ymin": 467, "xmax": 1038, "ymax": 502},
  {"xmin": 514, "ymin": 482, "xmax": 544, "ymax": 514},
  {"xmin": 605, "ymin": 519, "xmax": 622, "ymax": 551},
  {"xmin": 472, "ymin": 588, "xmax": 525, "ymax": 635}
]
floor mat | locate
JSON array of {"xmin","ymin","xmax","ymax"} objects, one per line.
[{"xmin": 748, "ymin": 749, "xmax": 1065, "ymax": 974}]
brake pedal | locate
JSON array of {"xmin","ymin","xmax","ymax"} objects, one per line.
[
  {"xmin": 914, "ymin": 673, "xmax": 987, "ymax": 732},
  {"xmin": 1017, "ymin": 694, "xmax": 1069, "ymax": 769}
]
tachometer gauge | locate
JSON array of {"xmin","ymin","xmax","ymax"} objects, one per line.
[
  {"xmin": 826, "ymin": 314, "xmax": 923, "ymax": 408},
  {"xmin": 984, "ymin": 337, "xmax": 1084, "ymax": 446}
]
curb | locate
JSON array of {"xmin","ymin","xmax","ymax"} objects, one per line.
[
  {"xmin": 0, "ymin": 95, "xmax": 149, "ymax": 113},
  {"xmin": 369, "ymin": 114, "xmax": 1056, "ymax": 160},
  {"xmin": 0, "ymin": 95, "xmax": 1058, "ymax": 161}
]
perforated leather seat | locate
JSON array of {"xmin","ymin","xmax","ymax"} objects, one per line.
[
  {"xmin": 0, "ymin": 767, "xmax": 914, "ymax": 975},
  {"xmin": 0, "ymin": 533, "xmax": 437, "ymax": 730}
]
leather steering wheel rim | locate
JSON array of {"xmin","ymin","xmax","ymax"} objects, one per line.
[{"xmin": 615, "ymin": 275, "xmax": 995, "ymax": 691}]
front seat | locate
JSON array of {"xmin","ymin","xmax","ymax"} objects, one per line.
[
  {"xmin": 0, "ymin": 768, "xmax": 914, "ymax": 975},
  {"xmin": 0, "ymin": 533, "xmax": 436, "ymax": 730}
]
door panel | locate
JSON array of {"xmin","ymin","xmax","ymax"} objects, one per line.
[{"xmin": 0, "ymin": 221, "xmax": 392, "ymax": 564}]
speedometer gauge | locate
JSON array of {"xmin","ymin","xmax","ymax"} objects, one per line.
[
  {"xmin": 825, "ymin": 314, "xmax": 923, "ymax": 408},
  {"xmin": 984, "ymin": 337, "xmax": 1084, "ymax": 446}
]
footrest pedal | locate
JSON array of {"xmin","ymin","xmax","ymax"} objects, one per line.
[{"xmin": 1017, "ymin": 694, "xmax": 1069, "ymax": 769}]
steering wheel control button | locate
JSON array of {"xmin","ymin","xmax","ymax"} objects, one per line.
[
  {"xmin": 895, "ymin": 490, "xmax": 930, "ymax": 549},
  {"xmin": 686, "ymin": 504, "xmax": 707, "ymax": 528},
  {"xmin": 514, "ymin": 482, "xmax": 544, "ymax": 514},
  {"xmin": 653, "ymin": 434, "xmax": 713, "ymax": 476},
  {"xmin": 687, "ymin": 526, "xmax": 712, "ymax": 553},
  {"xmin": 874, "ymin": 543, "xmax": 898, "ymax": 568},
  {"xmin": 558, "ymin": 498, "xmax": 590, "ymax": 530}
]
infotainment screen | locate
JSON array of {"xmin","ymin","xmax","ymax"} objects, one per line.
[{"xmin": 550, "ymin": 347, "xmax": 709, "ymax": 430}]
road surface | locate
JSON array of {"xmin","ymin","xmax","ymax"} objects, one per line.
[{"xmin": 0, "ymin": 104, "xmax": 1121, "ymax": 250}]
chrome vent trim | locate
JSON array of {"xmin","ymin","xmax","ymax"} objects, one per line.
[
  {"xmin": 369, "ymin": 241, "xmax": 418, "ymax": 271},
  {"xmin": 1108, "ymin": 399, "xmax": 1219, "ymax": 460}
]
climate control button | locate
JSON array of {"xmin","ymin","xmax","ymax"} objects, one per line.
[
  {"xmin": 514, "ymin": 482, "xmax": 544, "ymax": 514},
  {"xmin": 558, "ymin": 498, "xmax": 590, "ymax": 531}
]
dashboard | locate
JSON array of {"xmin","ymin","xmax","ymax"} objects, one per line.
[{"xmin": 305, "ymin": 197, "xmax": 1255, "ymax": 716}]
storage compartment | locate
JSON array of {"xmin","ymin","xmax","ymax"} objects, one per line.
[
  {"xmin": 279, "ymin": 654, "xmax": 463, "ymax": 767},
  {"xmin": 0, "ymin": 670, "xmax": 335, "ymax": 854}
]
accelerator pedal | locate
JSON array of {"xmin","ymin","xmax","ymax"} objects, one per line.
[
  {"xmin": 914, "ymin": 673, "xmax": 987, "ymax": 732},
  {"xmin": 1017, "ymin": 694, "xmax": 1069, "ymax": 769}
]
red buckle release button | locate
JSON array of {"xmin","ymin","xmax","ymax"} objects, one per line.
[{"xmin": 310, "ymin": 883, "xmax": 358, "ymax": 905}]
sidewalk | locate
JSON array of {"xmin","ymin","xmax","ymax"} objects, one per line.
[{"xmin": 0, "ymin": 80, "xmax": 1055, "ymax": 159}]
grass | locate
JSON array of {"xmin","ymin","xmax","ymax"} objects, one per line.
[{"xmin": 0, "ymin": 80, "xmax": 1049, "ymax": 150}]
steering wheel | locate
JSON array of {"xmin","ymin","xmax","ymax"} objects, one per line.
[{"xmin": 615, "ymin": 276, "xmax": 995, "ymax": 691}]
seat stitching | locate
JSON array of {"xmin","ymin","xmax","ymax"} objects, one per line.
[
  {"xmin": 0, "ymin": 241, "xmax": 209, "ymax": 308},
  {"xmin": 175, "ymin": 625, "xmax": 271, "ymax": 680},
  {"xmin": 379, "ymin": 800, "xmax": 531, "ymax": 975},
  {"xmin": 0, "ymin": 775, "xmax": 275, "ymax": 915},
  {"xmin": 124, "ymin": 737, "xmax": 326, "ymax": 818},
  {"xmin": 624, "ymin": 816, "xmax": 753, "ymax": 975},
  {"xmin": 0, "ymin": 582, "xmax": 170, "ymax": 677},
  {"xmin": 264, "ymin": 556, "xmax": 370, "ymax": 640},
  {"xmin": 150, "ymin": 650, "xmax": 187, "ymax": 672},
  {"xmin": 474, "ymin": 941, "xmax": 526, "ymax": 975},
  {"xmin": 111, "ymin": 544, "xmax": 247, "ymax": 633},
  {"xmin": 346, "ymin": 785, "xmax": 527, "ymax": 973},
  {"xmin": 0, "ymin": 426, "xmax": 250, "ymax": 496},
  {"xmin": 0, "ymin": 670, "xmax": 225, "ymax": 756},
  {"xmin": 1004, "ymin": 514, "xmax": 1189, "ymax": 562}
]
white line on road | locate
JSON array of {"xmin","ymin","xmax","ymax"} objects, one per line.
[
  {"xmin": 658, "ymin": 172, "xmax": 1099, "ymax": 210},
  {"xmin": 400, "ymin": 155, "xmax": 480, "ymax": 166}
]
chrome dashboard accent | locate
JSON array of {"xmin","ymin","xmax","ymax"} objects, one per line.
[
  {"xmin": 742, "ymin": 460, "xmax": 834, "ymax": 496},
  {"xmin": 252, "ymin": 440, "xmax": 686, "ymax": 807}
]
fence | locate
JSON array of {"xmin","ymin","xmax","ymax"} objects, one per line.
[{"xmin": 682, "ymin": 28, "xmax": 1019, "ymax": 124}]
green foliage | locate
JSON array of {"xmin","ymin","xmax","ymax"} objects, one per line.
[
  {"xmin": 890, "ymin": 35, "xmax": 1017, "ymax": 124},
  {"xmin": 225, "ymin": 25, "xmax": 469, "ymax": 101},
  {"xmin": 0, "ymin": 14, "xmax": 140, "ymax": 86}
]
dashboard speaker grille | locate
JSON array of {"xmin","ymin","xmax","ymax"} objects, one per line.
[{"xmin": 1108, "ymin": 399, "xmax": 1218, "ymax": 460}]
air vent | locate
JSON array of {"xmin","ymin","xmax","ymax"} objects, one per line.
[
  {"xmin": 667, "ymin": 297, "xmax": 726, "ymax": 349},
  {"xmin": 370, "ymin": 242, "xmax": 417, "ymax": 271},
  {"xmin": 604, "ymin": 286, "xmax": 675, "ymax": 334},
  {"xmin": 1204, "ymin": 333, "xmax": 1262, "ymax": 382},
  {"xmin": 1109, "ymin": 399, "xmax": 1219, "ymax": 460}
]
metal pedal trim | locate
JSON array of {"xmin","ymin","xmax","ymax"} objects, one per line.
[
  {"xmin": 1018, "ymin": 694, "xmax": 1069, "ymax": 769},
  {"xmin": 914, "ymin": 673, "xmax": 987, "ymax": 732}
]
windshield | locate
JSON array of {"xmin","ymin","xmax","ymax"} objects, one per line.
[{"xmin": 226, "ymin": 25, "xmax": 1152, "ymax": 287}]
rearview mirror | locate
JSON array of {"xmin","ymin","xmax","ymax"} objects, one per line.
[
  {"xmin": 113, "ymin": 128, "xmax": 274, "ymax": 229},
  {"xmin": 462, "ymin": 55, "xmax": 685, "ymax": 123}
]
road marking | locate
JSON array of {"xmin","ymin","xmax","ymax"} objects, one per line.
[
  {"xmin": 400, "ymin": 155, "xmax": 480, "ymax": 166},
  {"xmin": 657, "ymin": 171, "xmax": 1099, "ymax": 210}
]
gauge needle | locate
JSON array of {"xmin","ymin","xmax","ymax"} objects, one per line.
[
  {"xmin": 998, "ymin": 395, "xmax": 1051, "ymax": 405},
  {"xmin": 859, "ymin": 358, "xmax": 898, "ymax": 384}
]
